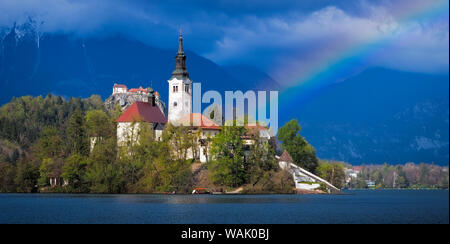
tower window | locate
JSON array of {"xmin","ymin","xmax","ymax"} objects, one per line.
[
  {"xmin": 174, "ymin": 102, "xmax": 177, "ymax": 107},
  {"xmin": 185, "ymin": 84, "xmax": 189, "ymax": 93},
  {"xmin": 173, "ymin": 86, "xmax": 178, "ymax": 93}
]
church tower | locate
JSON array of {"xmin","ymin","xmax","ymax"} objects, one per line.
[{"xmin": 168, "ymin": 30, "xmax": 192, "ymax": 123}]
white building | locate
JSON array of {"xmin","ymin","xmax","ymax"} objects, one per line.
[
  {"xmin": 177, "ymin": 113, "xmax": 221, "ymax": 163},
  {"xmin": 116, "ymin": 101, "xmax": 167, "ymax": 146},
  {"xmin": 113, "ymin": 83, "xmax": 128, "ymax": 94}
]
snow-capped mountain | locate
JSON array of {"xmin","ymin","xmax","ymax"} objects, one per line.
[{"xmin": 0, "ymin": 20, "xmax": 280, "ymax": 105}]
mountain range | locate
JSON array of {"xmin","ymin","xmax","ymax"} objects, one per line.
[
  {"xmin": 0, "ymin": 22, "xmax": 448, "ymax": 165},
  {"xmin": 295, "ymin": 68, "xmax": 449, "ymax": 165},
  {"xmin": 0, "ymin": 22, "xmax": 280, "ymax": 105}
]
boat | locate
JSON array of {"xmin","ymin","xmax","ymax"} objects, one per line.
[{"xmin": 192, "ymin": 188, "xmax": 211, "ymax": 194}]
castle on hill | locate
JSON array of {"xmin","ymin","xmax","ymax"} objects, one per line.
[{"xmin": 105, "ymin": 82, "xmax": 167, "ymax": 117}]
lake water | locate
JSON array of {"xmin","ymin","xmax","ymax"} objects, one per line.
[{"xmin": 0, "ymin": 190, "xmax": 448, "ymax": 224}]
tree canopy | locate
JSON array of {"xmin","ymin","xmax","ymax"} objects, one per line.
[{"xmin": 277, "ymin": 119, "xmax": 319, "ymax": 173}]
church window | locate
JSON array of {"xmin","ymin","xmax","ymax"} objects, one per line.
[
  {"xmin": 185, "ymin": 84, "xmax": 189, "ymax": 93},
  {"xmin": 173, "ymin": 86, "xmax": 178, "ymax": 93},
  {"xmin": 174, "ymin": 102, "xmax": 177, "ymax": 107}
]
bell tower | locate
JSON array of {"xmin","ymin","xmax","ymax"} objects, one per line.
[{"xmin": 168, "ymin": 30, "xmax": 192, "ymax": 123}]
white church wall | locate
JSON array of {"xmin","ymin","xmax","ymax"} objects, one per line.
[
  {"xmin": 117, "ymin": 122, "xmax": 140, "ymax": 147},
  {"xmin": 155, "ymin": 129, "xmax": 163, "ymax": 141},
  {"xmin": 167, "ymin": 77, "xmax": 192, "ymax": 123},
  {"xmin": 113, "ymin": 87, "xmax": 128, "ymax": 94}
]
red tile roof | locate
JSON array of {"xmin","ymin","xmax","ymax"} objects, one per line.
[
  {"xmin": 114, "ymin": 83, "xmax": 127, "ymax": 89},
  {"xmin": 116, "ymin": 101, "xmax": 167, "ymax": 123},
  {"xmin": 245, "ymin": 124, "xmax": 268, "ymax": 131},
  {"xmin": 353, "ymin": 166, "xmax": 362, "ymax": 172},
  {"xmin": 177, "ymin": 113, "xmax": 221, "ymax": 130},
  {"xmin": 279, "ymin": 150, "xmax": 293, "ymax": 163},
  {"xmin": 128, "ymin": 86, "xmax": 148, "ymax": 94}
]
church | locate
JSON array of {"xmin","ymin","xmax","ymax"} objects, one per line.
[{"xmin": 116, "ymin": 31, "xmax": 269, "ymax": 163}]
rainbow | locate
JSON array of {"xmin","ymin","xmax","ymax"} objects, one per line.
[{"xmin": 273, "ymin": 0, "xmax": 449, "ymax": 114}]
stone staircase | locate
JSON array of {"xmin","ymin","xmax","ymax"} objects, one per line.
[{"xmin": 277, "ymin": 155, "xmax": 341, "ymax": 193}]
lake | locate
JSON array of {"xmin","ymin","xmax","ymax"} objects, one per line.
[{"xmin": 0, "ymin": 190, "xmax": 448, "ymax": 224}]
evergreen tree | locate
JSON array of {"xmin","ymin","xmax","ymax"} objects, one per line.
[
  {"xmin": 277, "ymin": 119, "xmax": 319, "ymax": 173},
  {"xmin": 67, "ymin": 108, "xmax": 89, "ymax": 156},
  {"xmin": 14, "ymin": 160, "xmax": 40, "ymax": 193},
  {"xmin": 38, "ymin": 127, "xmax": 64, "ymax": 159}
]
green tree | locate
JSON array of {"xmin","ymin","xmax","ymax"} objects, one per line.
[
  {"xmin": 84, "ymin": 95, "xmax": 105, "ymax": 111},
  {"xmin": 135, "ymin": 123, "xmax": 193, "ymax": 193},
  {"xmin": 38, "ymin": 127, "xmax": 64, "ymax": 159},
  {"xmin": 317, "ymin": 161, "xmax": 345, "ymax": 189},
  {"xmin": 277, "ymin": 119, "xmax": 319, "ymax": 173},
  {"xmin": 86, "ymin": 109, "xmax": 113, "ymax": 139},
  {"xmin": 38, "ymin": 158, "xmax": 55, "ymax": 187},
  {"xmin": 162, "ymin": 123, "xmax": 192, "ymax": 161},
  {"xmin": 62, "ymin": 154, "xmax": 89, "ymax": 192},
  {"xmin": 0, "ymin": 162, "xmax": 16, "ymax": 192},
  {"xmin": 134, "ymin": 140, "xmax": 170, "ymax": 193},
  {"xmin": 209, "ymin": 126, "xmax": 246, "ymax": 187},
  {"xmin": 120, "ymin": 122, "xmax": 156, "ymax": 191},
  {"xmin": 85, "ymin": 137, "xmax": 124, "ymax": 193},
  {"xmin": 247, "ymin": 133, "xmax": 278, "ymax": 186},
  {"xmin": 112, "ymin": 104, "xmax": 123, "ymax": 121},
  {"xmin": 15, "ymin": 160, "xmax": 40, "ymax": 193},
  {"xmin": 418, "ymin": 163, "xmax": 430, "ymax": 186},
  {"xmin": 394, "ymin": 165, "xmax": 408, "ymax": 188},
  {"xmin": 67, "ymin": 108, "xmax": 89, "ymax": 156}
]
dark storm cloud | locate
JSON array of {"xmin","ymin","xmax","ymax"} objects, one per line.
[{"xmin": 0, "ymin": 0, "xmax": 448, "ymax": 76}]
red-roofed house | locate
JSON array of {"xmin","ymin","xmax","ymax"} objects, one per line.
[
  {"xmin": 244, "ymin": 124, "xmax": 272, "ymax": 142},
  {"xmin": 352, "ymin": 166, "xmax": 362, "ymax": 173},
  {"xmin": 116, "ymin": 101, "xmax": 167, "ymax": 146},
  {"xmin": 177, "ymin": 113, "xmax": 221, "ymax": 130}
]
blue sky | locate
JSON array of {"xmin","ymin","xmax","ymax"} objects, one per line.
[{"xmin": 0, "ymin": 0, "xmax": 448, "ymax": 83}]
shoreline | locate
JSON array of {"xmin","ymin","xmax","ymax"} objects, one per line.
[{"xmin": 1, "ymin": 188, "xmax": 448, "ymax": 196}]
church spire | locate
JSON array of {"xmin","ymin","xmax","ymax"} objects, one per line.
[
  {"xmin": 172, "ymin": 29, "xmax": 189, "ymax": 79},
  {"xmin": 178, "ymin": 29, "xmax": 184, "ymax": 53}
]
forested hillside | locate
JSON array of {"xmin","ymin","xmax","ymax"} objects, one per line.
[{"xmin": 0, "ymin": 95, "xmax": 294, "ymax": 193}]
